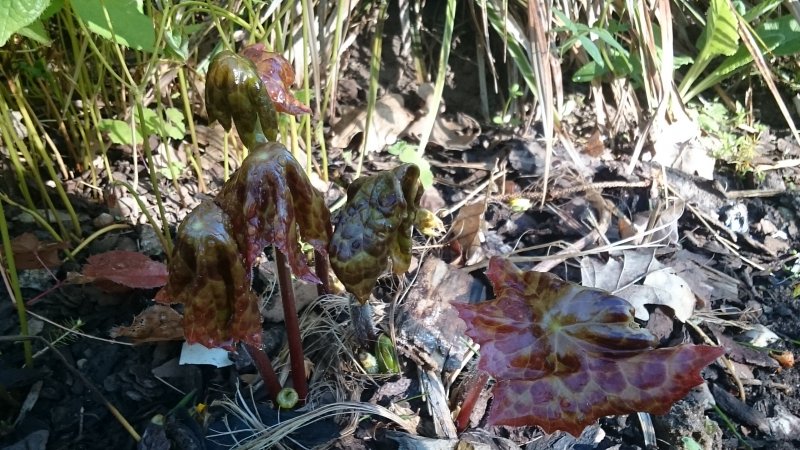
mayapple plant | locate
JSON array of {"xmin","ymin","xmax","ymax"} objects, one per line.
[
  {"xmin": 155, "ymin": 43, "xmax": 721, "ymax": 438},
  {"xmin": 158, "ymin": 46, "xmax": 329, "ymax": 405}
]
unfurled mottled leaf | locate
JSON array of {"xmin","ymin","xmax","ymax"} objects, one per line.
[
  {"xmin": 83, "ymin": 250, "xmax": 167, "ymax": 289},
  {"xmin": 205, "ymin": 50, "xmax": 279, "ymax": 148},
  {"xmin": 156, "ymin": 201, "xmax": 261, "ymax": 348},
  {"xmin": 454, "ymin": 257, "xmax": 723, "ymax": 436},
  {"xmin": 329, "ymin": 164, "xmax": 422, "ymax": 303},
  {"xmin": 240, "ymin": 43, "xmax": 311, "ymax": 116},
  {"xmin": 215, "ymin": 142, "xmax": 331, "ymax": 284},
  {"xmin": 110, "ymin": 304, "xmax": 184, "ymax": 343}
]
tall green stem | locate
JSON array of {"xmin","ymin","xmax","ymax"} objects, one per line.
[{"xmin": 0, "ymin": 201, "xmax": 33, "ymax": 367}]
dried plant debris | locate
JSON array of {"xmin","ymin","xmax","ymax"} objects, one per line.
[
  {"xmin": 580, "ymin": 249, "xmax": 697, "ymax": 322},
  {"xmin": 110, "ymin": 304, "xmax": 184, "ymax": 343},
  {"xmin": 9, "ymin": 232, "xmax": 65, "ymax": 270}
]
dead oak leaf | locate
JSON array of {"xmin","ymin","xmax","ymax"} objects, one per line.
[{"xmin": 454, "ymin": 257, "xmax": 723, "ymax": 436}]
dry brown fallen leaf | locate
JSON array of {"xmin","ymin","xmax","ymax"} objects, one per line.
[
  {"xmin": 110, "ymin": 304, "xmax": 184, "ymax": 343},
  {"xmin": 580, "ymin": 248, "xmax": 696, "ymax": 322},
  {"xmin": 447, "ymin": 198, "xmax": 487, "ymax": 266},
  {"xmin": 330, "ymin": 93, "xmax": 414, "ymax": 153},
  {"xmin": 82, "ymin": 250, "xmax": 168, "ymax": 289},
  {"xmin": 10, "ymin": 232, "xmax": 65, "ymax": 270},
  {"xmin": 405, "ymin": 83, "xmax": 480, "ymax": 150}
]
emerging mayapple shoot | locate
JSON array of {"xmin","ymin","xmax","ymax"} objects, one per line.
[
  {"xmin": 205, "ymin": 50, "xmax": 279, "ymax": 148},
  {"xmin": 329, "ymin": 164, "xmax": 422, "ymax": 303}
]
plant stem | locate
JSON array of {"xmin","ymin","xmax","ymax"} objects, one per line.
[
  {"xmin": 243, "ymin": 343, "xmax": 282, "ymax": 405},
  {"xmin": 0, "ymin": 202, "xmax": 33, "ymax": 367},
  {"xmin": 455, "ymin": 370, "xmax": 490, "ymax": 432},
  {"xmin": 274, "ymin": 249, "xmax": 308, "ymax": 404},
  {"xmin": 314, "ymin": 250, "xmax": 330, "ymax": 297}
]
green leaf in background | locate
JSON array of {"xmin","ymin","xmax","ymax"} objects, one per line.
[
  {"xmin": 678, "ymin": 0, "xmax": 739, "ymax": 100},
  {"xmin": 98, "ymin": 119, "xmax": 143, "ymax": 146},
  {"xmin": 0, "ymin": 0, "xmax": 49, "ymax": 47},
  {"xmin": 387, "ymin": 140, "xmax": 434, "ymax": 188},
  {"xmin": 16, "ymin": 0, "xmax": 65, "ymax": 45},
  {"xmin": 70, "ymin": 0, "xmax": 155, "ymax": 52}
]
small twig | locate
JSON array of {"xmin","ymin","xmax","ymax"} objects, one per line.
[
  {"xmin": 497, "ymin": 180, "xmax": 652, "ymax": 202},
  {"xmin": 530, "ymin": 192, "xmax": 611, "ymax": 273},
  {"xmin": 686, "ymin": 320, "xmax": 745, "ymax": 401},
  {"xmin": 26, "ymin": 309, "xmax": 133, "ymax": 346},
  {"xmin": 440, "ymin": 168, "xmax": 506, "ymax": 218},
  {"xmin": 455, "ymin": 370, "xmax": 490, "ymax": 432},
  {"xmin": 0, "ymin": 335, "xmax": 141, "ymax": 442}
]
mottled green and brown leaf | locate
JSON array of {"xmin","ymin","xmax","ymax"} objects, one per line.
[
  {"xmin": 205, "ymin": 50, "xmax": 279, "ymax": 148},
  {"xmin": 454, "ymin": 257, "xmax": 723, "ymax": 436},
  {"xmin": 215, "ymin": 142, "xmax": 331, "ymax": 284},
  {"xmin": 329, "ymin": 164, "xmax": 422, "ymax": 303},
  {"xmin": 156, "ymin": 201, "xmax": 261, "ymax": 348}
]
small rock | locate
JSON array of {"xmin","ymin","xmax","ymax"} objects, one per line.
[
  {"xmin": 653, "ymin": 398, "xmax": 722, "ymax": 450},
  {"xmin": 769, "ymin": 405, "xmax": 800, "ymax": 439},
  {"xmin": 92, "ymin": 213, "xmax": 116, "ymax": 228},
  {"xmin": 137, "ymin": 224, "xmax": 164, "ymax": 256},
  {"xmin": 3, "ymin": 429, "xmax": 49, "ymax": 450},
  {"xmin": 720, "ymin": 203, "xmax": 748, "ymax": 234},
  {"xmin": 741, "ymin": 324, "xmax": 780, "ymax": 348}
]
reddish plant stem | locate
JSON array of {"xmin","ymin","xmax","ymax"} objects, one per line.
[
  {"xmin": 314, "ymin": 250, "xmax": 330, "ymax": 297},
  {"xmin": 243, "ymin": 342, "xmax": 282, "ymax": 404},
  {"xmin": 455, "ymin": 370, "xmax": 490, "ymax": 432},
  {"xmin": 275, "ymin": 249, "xmax": 308, "ymax": 405}
]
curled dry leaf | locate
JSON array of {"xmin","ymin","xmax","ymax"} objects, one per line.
[
  {"xmin": 580, "ymin": 249, "xmax": 697, "ymax": 322},
  {"xmin": 240, "ymin": 43, "xmax": 311, "ymax": 116},
  {"xmin": 157, "ymin": 201, "xmax": 261, "ymax": 348},
  {"xmin": 82, "ymin": 250, "xmax": 168, "ymax": 289},
  {"xmin": 454, "ymin": 257, "xmax": 723, "ymax": 436},
  {"xmin": 329, "ymin": 94, "xmax": 414, "ymax": 152},
  {"xmin": 329, "ymin": 164, "xmax": 422, "ymax": 303},
  {"xmin": 448, "ymin": 198, "xmax": 487, "ymax": 266},
  {"xmin": 205, "ymin": 50, "xmax": 279, "ymax": 147},
  {"xmin": 215, "ymin": 142, "xmax": 332, "ymax": 284},
  {"xmin": 110, "ymin": 304, "xmax": 184, "ymax": 343},
  {"xmin": 10, "ymin": 232, "xmax": 65, "ymax": 270}
]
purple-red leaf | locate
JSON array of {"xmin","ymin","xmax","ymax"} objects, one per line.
[
  {"xmin": 83, "ymin": 250, "xmax": 168, "ymax": 289},
  {"xmin": 454, "ymin": 257, "xmax": 723, "ymax": 436},
  {"xmin": 215, "ymin": 142, "xmax": 331, "ymax": 284},
  {"xmin": 156, "ymin": 201, "xmax": 262, "ymax": 348},
  {"xmin": 240, "ymin": 43, "xmax": 311, "ymax": 116}
]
